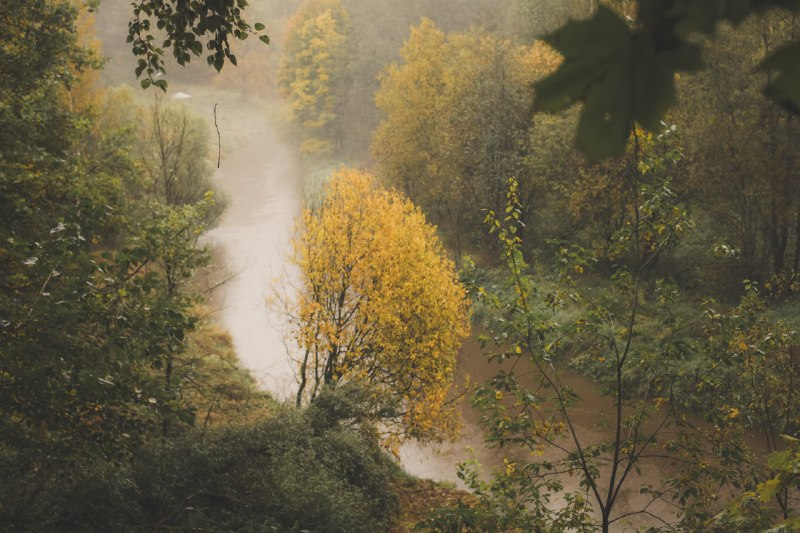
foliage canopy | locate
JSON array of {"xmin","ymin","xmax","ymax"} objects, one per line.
[
  {"xmin": 126, "ymin": 0, "xmax": 270, "ymax": 89},
  {"xmin": 291, "ymin": 168, "xmax": 470, "ymax": 445},
  {"xmin": 278, "ymin": 0, "xmax": 351, "ymax": 156},
  {"xmin": 372, "ymin": 19, "xmax": 561, "ymax": 256}
]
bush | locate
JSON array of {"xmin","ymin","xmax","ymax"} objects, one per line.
[
  {"xmin": 1, "ymin": 391, "xmax": 398, "ymax": 532},
  {"xmin": 133, "ymin": 398, "xmax": 398, "ymax": 532}
]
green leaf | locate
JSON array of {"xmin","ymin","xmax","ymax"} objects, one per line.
[
  {"xmin": 766, "ymin": 449, "xmax": 792, "ymax": 470},
  {"xmin": 254, "ymin": 22, "xmax": 265, "ymax": 31},
  {"xmin": 535, "ymin": 6, "xmax": 705, "ymax": 158},
  {"xmin": 668, "ymin": 0, "xmax": 722, "ymax": 37},
  {"xmin": 535, "ymin": 7, "xmax": 632, "ymax": 113},
  {"xmin": 535, "ymin": 7, "xmax": 634, "ymax": 158},
  {"xmin": 661, "ymin": 41, "xmax": 704, "ymax": 71},
  {"xmin": 259, "ymin": 34, "xmax": 270, "ymax": 45},
  {"xmin": 574, "ymin": 42, "xmax": 633, "ymax": 159},
  {"xmin": 632, "ymin": 34, "xmax": 676, "ymax": 131},
  {"xmin": 777, "ymin": 514, "xmax": 800, "ymax": 530},
  {"xmin": 761, "ymin": 42, "xmax": 800, "ymax": 113},
  {"xmin": 757, "ymin": 478, "xmax": 782, "ymax": 503}
]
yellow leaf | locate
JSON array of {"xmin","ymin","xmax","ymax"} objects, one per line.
[{"xmin": 290, "ymin": 168, "xmax": 470, "ymax": 444}]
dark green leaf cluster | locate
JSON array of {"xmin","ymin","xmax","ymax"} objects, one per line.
[
  {"xmin": 2, "ymin": 395, "xmax": 398, "ymax": 532},
  {"xmin": 127, "ymin": 0, "xmax": 270, "ymax": 90},
  {"xmin": 536, "ymin": 0, "xmax": 800, "ymax": 159}
]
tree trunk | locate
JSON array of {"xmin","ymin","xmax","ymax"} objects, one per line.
[{"xmin": 792, "ymin": 205, "xmax": 800, "ymax": 272}]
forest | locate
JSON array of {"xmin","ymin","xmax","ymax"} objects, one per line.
[{"xmin": 2, "ymin": 0, "xmax": 800, "ymax": 531}]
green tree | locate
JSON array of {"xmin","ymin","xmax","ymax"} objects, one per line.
[
  {"xmin": 729, "ymin": 437, "xmax": 800, "ymax": 530},
  {"xmin": 0, "ymin": 3, "xmax": 227, "ymax": 526},
  {"xmin": 0, "ymin": 195, "xmax": 215, "ymax": 527},
  {"xmin": 138, "ymin": 96, "xmax": 226, "ymax": 223},
  {"xmin": 677, "ymin": 13, "xmax": 800, "ymax": 282},
  {"xmin": 131, "ymin": 395, "xmax": 399, "ymax": 532},
  {"xmin": 667, "ymin": 289, "xmax": 800, "ymax": 530},
  {"xmin": 431, "ymin": 129, "xmax": 692, "ymax": 532},
  {"xmin": 0, "ymin": 1, "xmax": 88, "ymax": 176}
]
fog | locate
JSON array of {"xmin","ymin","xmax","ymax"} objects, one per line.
[
  {"xmin": 92, "ymin": 1, "xmax": 663, "ymax": 528},
  {"xmin": 93, "ymin": 0, "xmax": 586, "ymax": 407}
]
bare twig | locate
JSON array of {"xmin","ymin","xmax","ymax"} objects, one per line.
[
  {"xmin": 17, "ymin": 269, "xmax": 57, "ymax": 329},
  {"xmin": 214, "ymin": 103, "xmax": 221, "ymax": 168}
]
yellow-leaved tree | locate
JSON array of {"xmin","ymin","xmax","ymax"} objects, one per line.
[
  {"xmin": 291, "ymin": 168, "xmax": 470, "ymax": 446},
  {"xmin": 64, "ymin": 0, "xmax": 103, "ymax": 113},
  {"xmin": 278, "ymin": 0, "xmax": 350, "ymax": 156},
  {"xmin": 372, "ymin": 20, "xmax": 561, "ymax": 259}
]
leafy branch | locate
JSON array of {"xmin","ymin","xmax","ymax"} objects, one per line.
[
  {"xmin": 127, "ymin": 0, "xmax": 270, "ymax": 90},
  {"xmin": 536, "ymin": 0, "xmax": 800, "ymax": 159}
]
